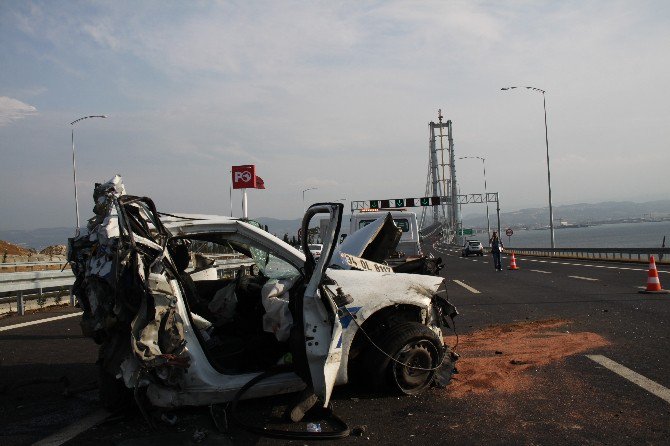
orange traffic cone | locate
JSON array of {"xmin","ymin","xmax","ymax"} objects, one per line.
[
  {"xmin": 508, "ymin": 252, "xmax": 519, "ymax": 270},
  {"xmin": 639, "ymin": 256, "xmax": 669, "ymax": 294}
]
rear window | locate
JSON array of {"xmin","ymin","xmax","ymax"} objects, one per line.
[
  {"xmin": 468, "ymin": 241, "xmax": 481, "ymax": 246},
  {"xmin": 359, "ymin": 218, "xmax": 410, "ymax": 232}
]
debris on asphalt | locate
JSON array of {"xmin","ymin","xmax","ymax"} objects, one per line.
[
  {"xmin": 192, "ymin": 427, "xmax": 208, "ymax": 443},
  {"xmin": 444, "ymin": 319, "xmax": 610, "ymax": 397},
  {"xmin": 351, "ymin": 425, "xmax": 367, "ymax": 436}
]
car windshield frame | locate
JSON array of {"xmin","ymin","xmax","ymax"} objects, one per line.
[{"xmin": 170, "ymin": 230, "xmax": 302, "ymax": 281}]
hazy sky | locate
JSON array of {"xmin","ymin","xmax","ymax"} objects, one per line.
[{"xmin": 1, "ymin": 0, "xmax": 669, "ymax": 230}]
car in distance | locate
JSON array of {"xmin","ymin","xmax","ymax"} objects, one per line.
[
  {"xmin": 308, "ymin": 243, "xmax": 323, "ymax": 260},
  {"xmin": 462, "ymin": 239, "xmax": 484, "ymax": 257}
]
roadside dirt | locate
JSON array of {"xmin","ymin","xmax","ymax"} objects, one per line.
[
  {"xmin": 0, "ymin": 239, "xmax": 68, "ymax": 272},
  {"xmin": 445, "ymin": 319, "xmax": 610, "ymax": 397},
  {"xmin": 0, "ymin": 240, "xmax": 33, "ymax": 256}
]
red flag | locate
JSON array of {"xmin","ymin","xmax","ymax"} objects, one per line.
[
  {"xmin": 255, "ymin": 176, "xmax": 265, "ymax": 189},
  {"xmin": 232, "ymin": 165, "xmax": 256, "ymax": 189}
]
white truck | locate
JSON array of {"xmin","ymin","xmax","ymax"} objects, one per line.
[{"xmin": 348, "ymin": 210, "xmax": 422, "ymax": 260}]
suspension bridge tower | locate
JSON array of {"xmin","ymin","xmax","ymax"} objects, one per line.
[{"xmin": 421, "ymin": 109, "xmax": 459, "ymax": 236}]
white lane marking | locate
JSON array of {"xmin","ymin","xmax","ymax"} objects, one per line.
[
  {"xmin": 517, "ymin": 257, "xmax": 664, "ymax": 273},
  {"xmin": 568, "ymin": 276, "xmax": 599, "ymax": 281},
  {"xmin": 32, "ymin": 408, "xmax": 111, "ymax": 446},
  {"xmin": 530, "ymin": 269, "xmax": 552, "ymax": 274},
  {"xmin": 0, "ymin": 312, "xmax": 82, "ymax": 332},
  {"xmin": 453, "ymin": 280, "xmax": 481, "ymax": 294},
  {"xmin": 586, "ymin": 355, "xmax": 670, "ymax": 405}
]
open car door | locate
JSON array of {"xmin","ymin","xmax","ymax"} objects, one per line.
[{"xmin": 300, "ymin": 203, "xmax": 344, "ymax": 406}]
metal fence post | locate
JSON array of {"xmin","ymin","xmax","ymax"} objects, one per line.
[{"xmin": 17, "ymin": 291, "xmax": 25, "ymax": 316}]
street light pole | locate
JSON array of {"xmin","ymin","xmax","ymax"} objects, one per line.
[
  {"xmin": 501, "ymin": 86, "xmax": 555, "ymax": 249},
  {"xmin": 459, "ymin": 156, "xmax": 491, "ymax": 239},
  {"xmin": 302, "ymin": 187, "xmax": 317, "ymax": 214},
  {"xmin": 70, "ymin": 115, "xmax": 107, "ymax": 235}
]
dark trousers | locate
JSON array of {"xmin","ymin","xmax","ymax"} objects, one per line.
[{"xmin": 492, "ymin": 251, "xmax": 502, "ymax": 270}]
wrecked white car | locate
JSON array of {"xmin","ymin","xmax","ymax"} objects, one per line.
[{"xmin": 68, "ymin": 177, "xmax": 458, "ymax": 417}]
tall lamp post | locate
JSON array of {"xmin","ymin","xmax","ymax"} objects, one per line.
[
  {"xmin": 459, "ymin": 156, "xmax": 490, "ymax": 239},
  {"xmin": 302, "ymin": 187, "xmax": 317, "ymax": 214},
  {"xmin": 70, "ymin": 115, "xmax": 107, "ymax": 235},
  {"xmin": 501, "ymin": 86, "xmax": 555, "ymax": 249}
]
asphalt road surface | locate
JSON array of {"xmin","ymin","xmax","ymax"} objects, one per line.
[{"xmin": 1, "ymin": 243, "xmax": 669, "ymax": 445}]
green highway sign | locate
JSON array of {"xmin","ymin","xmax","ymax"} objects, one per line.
[
  {"xmin": 458, "ymin": 228, "xmax": 474, "ymax": 235},
  {"xmin": 395, "ymin": 199, "xmax": 404, "ymax": 207},
  {"xmin": 420, "ymin": 197, "xmax": 430, "ymax": 206}
]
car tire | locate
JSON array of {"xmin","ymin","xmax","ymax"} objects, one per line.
[{"xmin": 363, "ymin": 322, "xmax": 442, "ymax": 395}]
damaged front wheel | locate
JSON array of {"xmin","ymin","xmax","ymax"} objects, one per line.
[{"xmin": 364, "ymin": 322, "xmax": 442, "ymax": 395}]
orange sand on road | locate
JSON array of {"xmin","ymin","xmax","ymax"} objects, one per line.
[{"xmin": 445, "ymin": 319, "xmax": 610, "ymax": 397}]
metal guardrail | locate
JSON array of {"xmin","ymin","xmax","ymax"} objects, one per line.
[
  {"xmin": 0, "ymin": 270, "xmax": 76, "ymax": 315},
  {"xmin": 0, "ymin": 270, "xmax": 75, "ymax": 292},
  {"xmin": 213, "ymin": 259, "xmax": 256, "ymax": 278},
  {"xmin": 0, "ymin": 260, "xmax": 69, "ymax": 273},
  {"xmin": 440, "ymin": 239, "xmax": 670, "ymax": 264},
  {"xmin": 503, "ymin": 247, "xmax": 670, "ymax": 263},
  {"xmin": 0, "ymin": 258, "xmax": 256, "ymax": 316}
]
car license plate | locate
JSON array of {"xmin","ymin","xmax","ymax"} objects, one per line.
[{"xmin": 340, "ymin": 253, "xmax": 394, "ymax": 273}]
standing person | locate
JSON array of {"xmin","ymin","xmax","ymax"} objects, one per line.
[{"xmin": 489, "ymin": 231, "xmax": 504, "ymax": 271}]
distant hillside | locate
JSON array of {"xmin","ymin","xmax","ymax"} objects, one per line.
[
  {"xmin": 0, "ymin": 239, "xmax": 34, "ymax": 255},
  {"xmin": 256, "ymin": 215, "xmax": 355, "ymax": 238},
  {"xmin": 0, "ymin": 219, "xmax": 314, "ymax": 250},
  {"xmin": 255, "ymin": 217, "xmax": 302, "ymax": 238},
  {"xmin": 0, "ymin": 227, "xmax": 73, "ymax": 251},
  {"xmin": 463, "ymin": 200, "xmax": 670, "ymax": 228},
  {"xmin": 0, "ymin": 220, "xmax": 310, "ymax": 250},
  {"xmin": 4, "ymin": 200, "xmax": 669, "ymax": 249}
]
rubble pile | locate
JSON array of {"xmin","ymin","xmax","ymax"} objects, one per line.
[
  {"xmin": 68, "ymin": 175, "xmax": 189, "ymax": 391},
  {"xmin": 39, "ymin": 244, "xmax": 67, "ymax": 256}
]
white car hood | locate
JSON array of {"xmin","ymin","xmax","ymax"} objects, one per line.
[
  {"xmin": 331, "ymin": 213, "xmax": 401, "ymax": 269},
  {"xmin": 326, "ymin": 268, "xmax": 443, "ymax": 310}
]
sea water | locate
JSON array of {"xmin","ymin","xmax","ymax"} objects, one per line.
[{"xmin": 503, "ymin": 221, "xmax": 670, "ymax": 248}]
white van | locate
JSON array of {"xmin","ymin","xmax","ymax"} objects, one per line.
[{"xmin": 349, "ymin": 210, "xmax": 422, "ymax": 259}]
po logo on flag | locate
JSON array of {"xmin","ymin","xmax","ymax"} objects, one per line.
[
  {"xmin": 235, "ymin": 171, "xmax": 252, "ymax": 183},
  {"xmin": 232, "ymin": 165, "xmax": 257, "ymax": 189}
]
